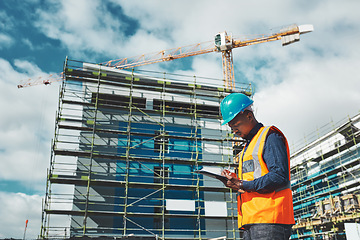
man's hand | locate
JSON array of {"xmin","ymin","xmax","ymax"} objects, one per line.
[{"xmin": 222, "ymin": 170, "xmax": 245, "ymax": 193}]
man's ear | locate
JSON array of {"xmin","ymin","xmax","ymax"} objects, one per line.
[{"xmin": 246, "ymin": 111, "xmax": 252, "ymax": 120}]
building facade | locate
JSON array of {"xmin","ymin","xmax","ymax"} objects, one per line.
[
  {"xmin": 40, "ymin": 59, "xmax": 253, "ymax": 239},
  {"xmin": 290, "ymin": 114, "xmax": 360, "ymax": 239}
]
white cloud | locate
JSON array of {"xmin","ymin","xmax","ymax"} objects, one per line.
[
  {"xmin": 34, "ymin": 0, "xmax": 127, "ymax": 60},
  {"xmin": 22, "ymin": 38, "xmax": 35, "ymax": 51},
  {"xmin": 0, "ymin": 10, "xmax": 15, "ymax": 30},
  {"xmin": 254, "ymin": 51, "xmax": 360, "ymax": 150},
  {"xmin": 0, "ymin": 33, "xmax": 14, "ymax": 49},
  {"xmin": 31, "ymin": 0, "xmax": 360, "ymax": 146},
  {"xmin": 0, "ymin": 10, "xmax": 15, "ymax": 49},
  {"xmin": 0, "ymin": 188, "xmax": 73, "ymax": 239},
  {"xmin": 0, "ymin": 192, "xmax": 42, "ymax": 239},
  {"xmin": 122, "ymin": 29, "xmax": 170, "ymax": 57},
  {"xmin": 0, "ymin": 1, "xmax": 359, "ymax": 237},
  {"xmin": 0, "ymin": 58, "xmax": 58, "ymax": 189},
  {"xmin": 172, "ymin": 54, "xmax": 223, "ymax": 84}
]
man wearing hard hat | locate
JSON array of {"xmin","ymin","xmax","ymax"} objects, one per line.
[{"xmin": 220, "ymin": 93, "xmax": 295, "ymax": 240}]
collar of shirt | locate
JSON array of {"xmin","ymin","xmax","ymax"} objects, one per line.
[{"xmin": 244, "ymin": 122, "xmax": 264, "ymax": 142}]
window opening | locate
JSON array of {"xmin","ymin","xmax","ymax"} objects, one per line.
[{"xmin": 154, "ymin": 131, "xmax": 169, "ymax": 154}]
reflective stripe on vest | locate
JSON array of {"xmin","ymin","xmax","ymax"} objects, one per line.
[
  {"xmin": 237, "ymin": 126, "xmax": 295, "ymax": 228},
  {"xmin": 239, "ymin": 126, "xmax": 271, "ymax": 181},
  {"xmin": 250, "ymin": 126, "xmax": 270, "ymax": 179}
]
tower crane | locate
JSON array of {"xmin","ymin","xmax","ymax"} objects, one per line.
[{"xmin": 17, "ymin": 24, "xmax": 313, "ymax": 90}]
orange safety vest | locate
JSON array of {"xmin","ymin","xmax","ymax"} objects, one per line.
[{"xmin": 237, "ymin": 126, "xmax": 295, "ymax": 229}]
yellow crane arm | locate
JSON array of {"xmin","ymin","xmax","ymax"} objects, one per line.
[
  {"xmin": 17, "ymin": 41, "xmax": 216, "ymax": 88},
  {"xmin": 103, "ymin": 41, "xmax": 216, "ymax": 70},
  {"xmin": 17, "ymin": 24, "xmax": 313, "ymax": 89},
  {"xmin": 232, "ymin": 24, "xmax": 312, "ymax": 48}
]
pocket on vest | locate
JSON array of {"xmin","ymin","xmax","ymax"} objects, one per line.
[{"xmin": 243, "ymin": 160, "xmax": 254, "ymax": 173}]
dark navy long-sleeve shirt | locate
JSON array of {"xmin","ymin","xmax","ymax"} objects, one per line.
[{"xmin": 241, "ymin": 123, "xmax": 290, "ymax": 193}]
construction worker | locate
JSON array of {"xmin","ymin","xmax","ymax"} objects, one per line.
[{"xmin": 220, "ymin": 93, "xmax": 295, "ymax": 240}]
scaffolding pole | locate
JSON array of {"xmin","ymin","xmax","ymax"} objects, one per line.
[{"xmin": 40, "ymin": 59, "xmax": 253, "ymax": 239}]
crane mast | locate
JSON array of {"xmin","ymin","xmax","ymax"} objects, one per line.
[
  {"xmin": 215, "ymin": 24, "xmax": 313, "ymax": 89},
  {"xmin": 17, "ymin": 24, "xmax": 313, "ymax": 89}
]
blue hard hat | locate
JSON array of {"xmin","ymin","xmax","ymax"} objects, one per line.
[{"xmin": 220, "ymin": 93, "xmax": 253, "ymax": 125}]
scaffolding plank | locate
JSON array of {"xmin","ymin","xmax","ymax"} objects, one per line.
[{"xmin": 49, "ymin": 175, "xmax": 230, "ymax": 192}]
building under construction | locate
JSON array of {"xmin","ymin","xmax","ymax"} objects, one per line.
[
  {"xmin": 290, "ymin": 114, "xmax": 360, "ymax": 239},
  {"xmin": 40, "ymin": 59, "xmax": 253, "ymax": 239},
  {"xmin": 40, "ymin": 58, "xmax": 360, "ymax": 240}
]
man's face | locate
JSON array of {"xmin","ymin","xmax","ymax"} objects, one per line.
[{"xmin": 228, "ymin": 112, "xmax": 253, "ymax": 138}]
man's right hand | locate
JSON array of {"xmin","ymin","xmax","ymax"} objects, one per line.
[{"xmin": 222, "ymin": 170, "xmax": 245, "ymax": 193}]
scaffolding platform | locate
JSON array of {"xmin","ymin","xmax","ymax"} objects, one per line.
[
  {"xmin": 40, "ymin": 59, "xmax": 253, "ymax": 239},
  {"xmin": 290, "ymin": 113, "xmax": 360, "ymax": 239}
]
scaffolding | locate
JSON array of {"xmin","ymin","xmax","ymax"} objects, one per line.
[
  {"xmin": 290, "ymin": 113, "xmax": 360, "ymax": 239},
  {"xmin": 39, "ymin": 58, "xmax": 253, "ymax": 239}
]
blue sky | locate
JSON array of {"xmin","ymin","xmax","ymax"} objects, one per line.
[{"xmin": 1, "ymin": 0, "xmax": 360, "ymax": 238}]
